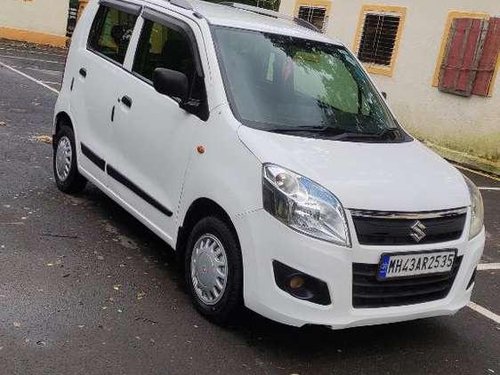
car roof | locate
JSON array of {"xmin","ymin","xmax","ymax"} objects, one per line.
[{"xmin": 143, "ymin": 0, "xmax": 341, "ymax": 44}]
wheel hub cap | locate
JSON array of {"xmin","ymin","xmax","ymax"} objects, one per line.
[
  {"xmin": 55, "ymin": 136, "xmax": 72, "ymax": 182},
  {"xmin": 191, "ymin": 234, "xmax": 228, "ymax": 306}
]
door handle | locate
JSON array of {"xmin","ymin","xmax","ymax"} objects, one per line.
[
  {"xmin": 79, "ymin": 68, "xmax": 87, "ymax": 78},
  {"xmin": 120, "ymin": 96, "xmax": 132, "ymax": 109}
]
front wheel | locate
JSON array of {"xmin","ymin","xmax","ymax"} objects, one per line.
[
  {"xmin": 53, "ymin": 125, "xmax": 87, "ymax": 194},
  {"xmin": 184, "ymin": 216, "xmax": 243, "ymax": 324}
]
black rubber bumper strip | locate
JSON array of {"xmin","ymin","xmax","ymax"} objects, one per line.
[
  {"xmin": 81, "ymin": 143, "xmax": 106, "ymax": 171},
  {"xmin": 106, "ymin": 164, "xmax": 173, "ymax": 217}
]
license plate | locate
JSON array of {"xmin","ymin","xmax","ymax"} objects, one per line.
[{"xmin": 377, "ymin": 250, "xmax": 456, "ymax": 280}]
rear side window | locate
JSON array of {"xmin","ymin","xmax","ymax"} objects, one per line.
[
  {"xmin": 88, "ymin": 5, "xmax": 138, "ymax": 64},
  {"xmin": 133, "ymin": 19, "xmax": 203, "ymax": 99}
]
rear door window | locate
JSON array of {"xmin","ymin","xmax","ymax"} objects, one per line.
[{"xmin": 88, "ymin": 5, "xmax": 138, "ymax": 65}]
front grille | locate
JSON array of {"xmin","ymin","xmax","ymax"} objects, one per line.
[
  {"xmin": 352, "ymin": 257, "xmax": 462, "ymax": 308},
  {"xmin": 351, "ymin": 209, "xmax": 467, "ymax": 245}
]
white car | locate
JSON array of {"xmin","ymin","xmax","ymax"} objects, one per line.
[{"xmin": 52, "ymin": 0, "xmax": 485, "ymax": 328}]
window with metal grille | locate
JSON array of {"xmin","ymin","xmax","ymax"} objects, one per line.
[
  {"xmin": 438, "ymin": 16, "xmax": 500, "ymax": 97},
  {"xmin": 357, "ymin": 13, "xmax": 401, "ymax": 67},
  {"xmin": 297, "ymin": 6, "xmax": 327, "ymax": 32}
]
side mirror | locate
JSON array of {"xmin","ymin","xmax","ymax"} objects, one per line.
[
  {"xmin": 153, "ymin": 68, "xmax": 189, "ymax": 102},
  {"xmin": 381, "ymin": 91, "xmax": 387, "ymax": 100}
]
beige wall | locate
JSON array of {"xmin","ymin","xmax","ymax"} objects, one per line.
[
  {"xmin": 0, "ymin": 0, "xmax": 69, "ymax": 40},
  {"xmin": 280, "ymin": 0, "xmax": 500, "ymax": 172}
]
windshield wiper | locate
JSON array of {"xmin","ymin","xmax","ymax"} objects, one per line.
[
  {"xmin": 332, "ymin": 128, "xmax": 402, "ymax": 141},
  {"xmin": 330, "ymin": 132, "xmax": 381, "ymax": 141},
  {"xmin": 267, "ymin": 126, "xmax": 404, "ymax": 142},
  {"xmin": 266, "ymin": 126, "xmax": 334, "ymax": 136},
  {"xmin": 374, "ymin": 128, "xmax": 403, "ymax": 140}
]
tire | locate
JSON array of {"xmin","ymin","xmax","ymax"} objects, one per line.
[
  {"xmin": 184, "ymin": 216, "xmax": 243, "ymax": 324},
  {"xmin": 53, "ymin": 124, "xmax": 87, "ymax": 194}
]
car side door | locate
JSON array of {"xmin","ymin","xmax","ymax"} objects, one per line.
[
  {"xmin": 70, "ymin": 0, "xmax": 140, "ymax": 185},
  {"xmin": 108, "ymin": 8, "xmax": 209, "ymax": 243}
]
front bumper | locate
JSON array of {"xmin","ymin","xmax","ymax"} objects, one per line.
[{"xmin": 234, "ymin": 209, "xmax": 485, "ymax": 329}]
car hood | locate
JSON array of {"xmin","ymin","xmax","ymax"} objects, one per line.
[{"xmin": 238, "ymin": 126, "xmax": 470, "ymax": 212}]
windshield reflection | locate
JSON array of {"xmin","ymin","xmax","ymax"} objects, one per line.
[{"xmin": 213, "ymin": 27, "xmax": 411, "ymax": 143}]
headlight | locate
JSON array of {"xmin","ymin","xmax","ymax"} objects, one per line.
[
  {"xmin": 463, "ymin": 175, "xmax": 484, "ymax": 239},
  {"xmin": 262, "ymin": 164, "xmax": 351, "ymax": 247}
]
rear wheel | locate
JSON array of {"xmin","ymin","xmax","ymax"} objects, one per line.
[
  {"xmin": 184, "ymin": 216, "xmax": 243, "ymax": 324},
  {"xmin": 53, "ymin": 125, "xmax": 87, "ymax": 194}
]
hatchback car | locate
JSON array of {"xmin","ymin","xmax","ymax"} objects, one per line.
[{"xmin": 53, "ymin": 0, "xmax": 485, "ymax": 328}]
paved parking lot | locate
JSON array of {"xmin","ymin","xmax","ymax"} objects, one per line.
[{"xmin": 0, "ymin": 39, "xmax": 499, "ymax": 375}]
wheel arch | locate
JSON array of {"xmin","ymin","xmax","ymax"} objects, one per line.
[
  {"xmin": 54, "ymin": 111, "xmax": 73, "ymax": 134},
  {"xmin": 176, "ymin": 198, "xmax": 240, "ymax": 268}
]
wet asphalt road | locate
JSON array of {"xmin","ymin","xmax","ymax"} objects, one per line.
[{"xmin": 0, "ymin": 39, "xmax": 499, "ymax": 375}]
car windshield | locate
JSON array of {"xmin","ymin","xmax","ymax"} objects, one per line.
[{"xmin": 213, "ymin": 27, "xmax": 411, "ymax": 143}]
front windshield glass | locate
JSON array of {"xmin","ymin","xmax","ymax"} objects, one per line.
[{"xmin": 213, "ymin": 27, "xmax": 411, "ymax": 142}]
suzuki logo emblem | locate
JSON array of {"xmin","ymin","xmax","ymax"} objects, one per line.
[{"xmin": 410, "ymin": 220, "xmax": 427, "ymax": 243}]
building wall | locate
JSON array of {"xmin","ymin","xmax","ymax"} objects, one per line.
[
  {"xmin": 0, "ymin": 0, "xmax": 70, "ymax": 47},
  {"xmin": 280, "ymin": 0, "xmax": 500, "ymax": 173}
]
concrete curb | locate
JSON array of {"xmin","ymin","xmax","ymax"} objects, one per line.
[
  {"xmin": 0, "ymin": 27, "xmax": 68, "ymax": 48},
  {"xmin": 425, "ymin": 141, "xmax": 500, "ymax": 177}
]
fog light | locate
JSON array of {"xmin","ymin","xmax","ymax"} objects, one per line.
[
  {"xmin": 289, "ymin": 275, "xmax": 305, "ymax": 289},
  {"xmin": 273, "ymin": 260, "xmax": 331, "ymax": 306}
]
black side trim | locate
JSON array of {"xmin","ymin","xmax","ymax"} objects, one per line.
[
  {"xmin": 81, "ymin": 143, "xmax": 106, "ymax": 171},
  {"xmin": 106, "ymin": 165, "xmax": 173, "ymax": 217}
]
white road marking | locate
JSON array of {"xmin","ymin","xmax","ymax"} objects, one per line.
[
  {"xmin": 24, "ymin": 66, "xmax": 63, "ymax": 76},
  {"xmin": 468, "ymin": 302, "xmax": 500, "ymax": 324},
  {"xmin": 0, "ymin": 54, "xmax": 65, "ymax": 65},
  {"xmin": 41, "ymin": 81, "xmax": 62, "ymax": 86},
  {"xmin": 478, "ymin": 187, "xmax": 500, "ymax": 191},
  {"xmin": 5, "ymin": 64, "xmax": 62, "ymax": 76},
  {"xmin": 455, "ymin": 165, "xmax": 500, "ymax": 182},
  {"xmin": 477, "ymin": 263, "xmax": 500, "ymax": 271},
  {"xmin": 0, "ymin": 61, "xmax": 59, "ymax": 94}
]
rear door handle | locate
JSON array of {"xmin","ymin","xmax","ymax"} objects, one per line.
[
  {"xmin": 120, "ymin": 96, "xmax": 133, "ymax": 109},
  {"xmin": 79, "ymin": 68, "xmax": 87, "ymax": 78}
]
